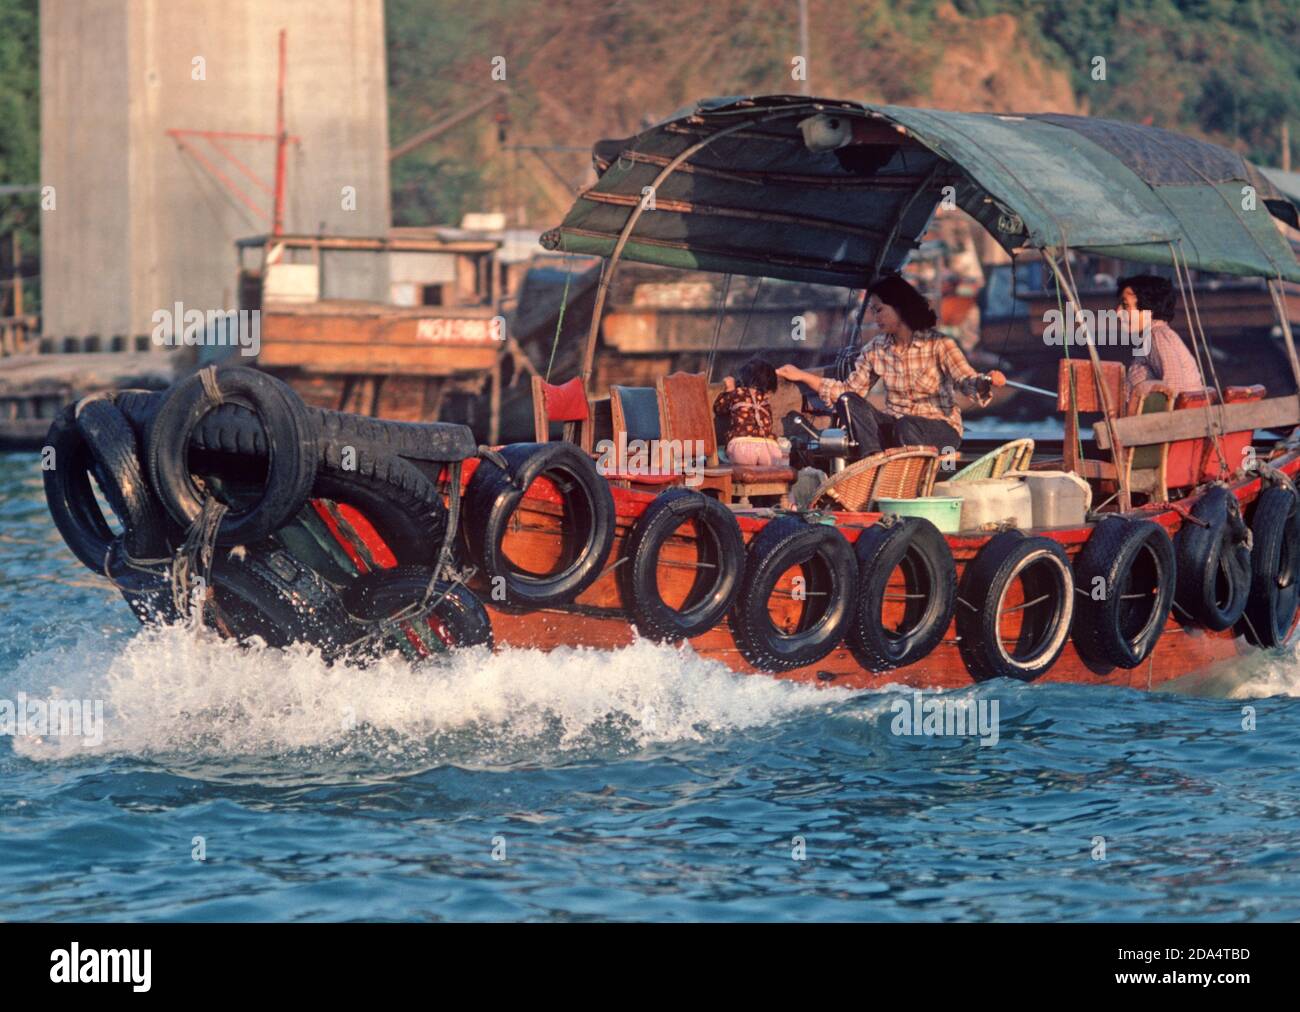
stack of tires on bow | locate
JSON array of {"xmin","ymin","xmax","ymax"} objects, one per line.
[
  {"xmin": 44, "ymin": 366, "xmax": 491, "ymax": 661},
  {"xmin": 44, "ymin": 364, "xmax": 1300, "ymax": 678}
]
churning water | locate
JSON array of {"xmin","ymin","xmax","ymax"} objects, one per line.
[{"xmin": 3, "ymin": 454, "xmax": 1300, "ymax": 921}]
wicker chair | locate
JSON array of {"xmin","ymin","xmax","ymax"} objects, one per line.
[
  {"xmin": 809, "ymin": 445, "xmax": 940, "ymax": 511},
  {"xmin": 948, "ymin": 438, "xmax": 1035, "ymax": 482},
  {"xmin": 1124, "ymin": 379, "xmax": 1174, "ymax": 504}
]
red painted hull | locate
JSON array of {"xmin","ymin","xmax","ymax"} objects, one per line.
[{"xmin": 450, "ymin": 451, "xmax": 1300, "ymax": 691}]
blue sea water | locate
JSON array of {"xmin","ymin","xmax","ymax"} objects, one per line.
[{"xmin": 3, "ymin": 452, "xmax": 1300, "ymax": 922}]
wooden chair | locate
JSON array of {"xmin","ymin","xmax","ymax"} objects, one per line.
[
  {"xmin": 809, "ymin": 445, "xmax": 940, "ymax": 512},
  {"xmin": 607, "ymin": 385, "xmax": 683, "ymax": 492},
  {"xmin": 654, "ymin": 371, "xmax": 734, "ymax": 501},
  {"xmin": 531, "ymin": 375, "xmax": 593, "ymax": 453},
  {"xmin": 656, "ymin": 371, "xmax": 797, "ymax": 505},
  {"xmin": 1123, "ymin": 379, "xmax": 1174, "ymax": 504},
  {"xmin": 948, "ymin": 438, "xmax": 1035, "ymax": 482},
  {"xmin": 1059, "ymin": 358, "xmax": 1126, "ymax": 481},
  {"xmin": 729, "ymin": 464, "xmax": 798, "ymax": 506},
  {"xmin": 1166, "ymin": 386, "xmax": 1215, "ymax": 491}
]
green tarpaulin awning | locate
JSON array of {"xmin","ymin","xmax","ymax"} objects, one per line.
[{"xmin": 543, "ymin": 95, "xmax": 1300, "ymax": 286}]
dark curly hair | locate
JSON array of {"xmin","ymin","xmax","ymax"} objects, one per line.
[
  {"xmin": 736, "ymin": 357, "xmax": 777, "ymax": 393},
  {"xmin": 1118, "ymin": 274, "xmax": 1177, "ymax": 323},
  {"xmin": 868, "ymin": 274, "xmax": 938, "ymax": 332}
]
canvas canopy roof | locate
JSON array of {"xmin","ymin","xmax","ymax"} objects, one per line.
[
  {"xmin": 1262, "ymin": 166, "xmax": 1300, "ymax": 209},
  {"xmin": 542, "ymin": 95, "xmax": 1300, "ymax": 286}
]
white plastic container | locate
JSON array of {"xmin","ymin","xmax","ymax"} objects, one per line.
[
  {"xmin": 931, "ymin": 477, "xmax": 1033, "ymax": 531},
  {"xmin": 1013, "ymin": 471, "xmax": 1092, "ymax": 528}
]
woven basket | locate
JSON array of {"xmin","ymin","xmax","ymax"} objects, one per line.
[{"xmin": 810, "ymin": 445, "xmax": 940, "ymax": 511}]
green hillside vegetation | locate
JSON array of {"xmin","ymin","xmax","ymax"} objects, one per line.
[
  {"xmin": 0, "ymin": 0, "xmax": 37, "ymax": 290},
  {"xmin": 387, "ymin": 0, "xmax": 1300, "ymax": 226},
  {"xmin": 1, "ymin": 0, "xmax": 1297, "ymax": 254},
  {"xmin": 966, "ymin": 0, "xmax": 1300, "ymax": 159}
]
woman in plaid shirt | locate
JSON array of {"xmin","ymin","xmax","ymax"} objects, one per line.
[{"xmin": 777, "ymin": 275, "xmax": 1005, "ymax": 457}]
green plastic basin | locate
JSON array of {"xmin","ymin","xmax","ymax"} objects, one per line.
[{"xmin": 874, "ymin": 496, "xmax": 964, "ymax": 533}]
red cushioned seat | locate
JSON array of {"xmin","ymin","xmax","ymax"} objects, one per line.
[
  {"xmin": 1215, "ymin": 384, "xmax": 1266, "ymax": 480},
  {"xmin": 541, "ymin": 377, "xmax": 590, "ymax": 423},
  {"xmin": 1166, "ymin": 387, "xmax": 1214, "ymax": 489}
]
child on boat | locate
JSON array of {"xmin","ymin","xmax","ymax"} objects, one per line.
[{"xmin": 714, "ymin": 358, "xmax": 785, "ymax": 466}]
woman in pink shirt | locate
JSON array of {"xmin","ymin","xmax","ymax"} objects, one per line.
[{"xmin": 1119, "ymin": 274, "xmax": 1204, "ymax": 395}]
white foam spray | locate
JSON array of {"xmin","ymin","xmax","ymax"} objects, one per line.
[{"xmin": 2, "ymin": 626, "xmax": 848, "ymax": 764}]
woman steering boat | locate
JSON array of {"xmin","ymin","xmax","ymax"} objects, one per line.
[{"xmin": 775, "ymin": 275, "xmax": 1006, "ymax": 458}]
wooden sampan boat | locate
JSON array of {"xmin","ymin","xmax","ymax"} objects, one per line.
[
  {"xmin": 41, "ymin": 96, "xmax": 1300, "ymax": 694},
  {"xmin": 418, "ymin": 95, "xmax": 1300, "ymax": 691}
]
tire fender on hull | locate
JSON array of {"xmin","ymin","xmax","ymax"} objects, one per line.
[
  {"xmin": 1072, "ymin": 517, "xmax": 1176, "ymax": 669},
  {"xmin": 848, "ymin": 517, "xmax": 955, "ymax": 672},
  {"xmin": 620, "ymin": 488, "xmax": 746, "ymax": 642},
  {"xmin": 731, "ymin": 515, "xmax": 857, "ymax": 673},
  {"xmin": 103, "ymin": 542, "xmax": 179, "ymax": 626},
  {"xmin": 207, "ymin": 545, "xmax": 358, "ymax": 658},
  {"xmin": 43, "ymin": 402, "xmax": 173, "ymax": 573},
  {"xmin": 957, "ymin": 531, "xmax": 1075, "ymax": 682},
  {"xmin": 189, "ymin": 439, "xmax": 449, "ymax": 569},
  {"xmin": 1174, "ymin": 485, "xmax": 1251, "ymax": 631},
  {"xmin": 342, "ymin": 564, "xmax": 494, "ymax": 657},
  {"xmin": 463, "ymin": 442, "xmax": 616, "ymax": 608},
  {"xmin": 146, "ymin": 367, "xmax": 317, "ymax": 546},
  {"xmin": 76, "ymin": 398, "xmax": 171, "ymax": 560},
  {"xmin": 1238, "ymin": 484, "xmax": 1300, "ymax": 647}
]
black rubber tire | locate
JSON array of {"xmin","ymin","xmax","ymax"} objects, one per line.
[
  {"xmin": 315, "ymin": 409, "xmax": 476, "ymax": 464},
  {"xmin": 847, "ymin": 517, "xmax": 956, "ymax": 672},
  {"xmin": 145, "ymin": 367, "xmax": 317, "ymax": 545},
  {"xmin": 956, "ymin": 531, "xmax": 1075, "ymax": 682},
  {"xmin": 120, "ymin": 390, "xmax": 451, "ymax": 562},
  {"xmin": 1174, "ymin": 485, "xmax": 1252, "ymax": 631},
  {"xmin": 731, "ymin": 515, "xmax": 857, "ymax": 672},
  {"xmin": 311, "ymin": 443, "xmax": 447, "ymax": 566},
  {"xmin": 206, "ymin": 545, "xmax": 359, "ymax": 658},
  {"xmin": 1238, "ymin": 485, "xmax": 1300, "ymax": 647},
  {"xmin": 118, "ymin": 388, "xmax": 476, "ymax": 462},
  {"xmin": 463, "ymin": 442, "xmax": 616, "ymax": 607},
  {"xmin": 43, "ymin": 404, "xmax": 122, "ymax": 572},
  {"xmin": 342, "ymin": 565, "xmax": 493, "ymax": 655},
  {"xmin": 103, "ymin": 541, "xmax": 180, "ymax": 626},
  {"xmin": 189, "ymin": 438, "xmax": 447, "ymax": 568},
  {"xmin": 619, "ymin": 488, "xmax": 745, "ymax": 641},
  {"xmin": 1072, "ymin": 517, "xmax": 1176, "ymax": 669},
  {"xmin": 75, "ymin": 398, "xmax": 171, "ymax": 561}
]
